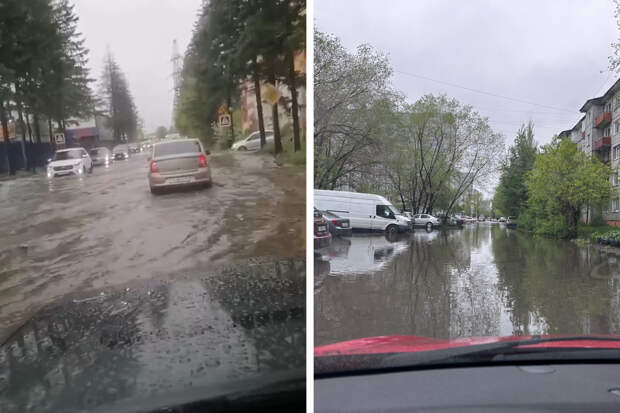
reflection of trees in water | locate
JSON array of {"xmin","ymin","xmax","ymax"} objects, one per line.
[
  {"xmin": 202, "ymin": 259, "xmax": 305, "ymax": 373},
  {"xmin": 441, "ymin": 227, "xmax": 503, "ymax": 338},
  {"xmin": 0, "ymin": 290, "xmax": 144, "ymax": 412},
  {"xmin": 316, "ymin": 232, "xmax": 477, "ymax": 345},
  {"xmin": 492, "ymin": 226, "xmax": 620, "ymax": 335}
]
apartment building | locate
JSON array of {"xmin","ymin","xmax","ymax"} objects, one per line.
[{"xmin": 559, "ymin": 78, "xmax": 620, "ymax": 225}]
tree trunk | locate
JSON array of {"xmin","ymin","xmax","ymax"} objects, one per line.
[
  {"xmin": 25, "ymin": 112, "xmax": 33, "ymax": 143},
  {"xmin": 25, "ymin": 113, "xmax": 35, "ymax": 171},
  {"xmin": 0, "ymin": 100, "xmax": 14, "ymax": 175},
  {"xmin": 268, "ymin": 66, "xmax": 283, "ymax": 155},
  {"xmin": 226, "ymin": 81, "xmax": 234, "ymax": 147},
  {"xmin": 253, "ymin": 68, "xmax": 266, "ymax": 148},
  {"xmin": 48, "ymin": 118, "xmax": 55, "ymax": 151},
  {"xmin": 34, "ymin": 113, "xmax": 41, "ymax": 143},
  {"xmin": 287, "ymin": 50, "xmax": 301, "ymax": 152},
  {"xmin": 16, "ymin": 106, "xmax": 28, "ymax": 170},
  {"xmin": 564, "ymin": 205, "xmax": 579, "ymax": 239}
]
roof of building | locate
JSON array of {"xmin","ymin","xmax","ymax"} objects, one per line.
[
  {"xmin": 572, "ymin": 115, "xmax": 585, "ymax": 131},
  {"xmin": 580, "ymin": 78, "xmax": 620, "ymax": 112}
]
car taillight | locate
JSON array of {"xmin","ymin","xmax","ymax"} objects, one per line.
[
  {"xmin": 198, "ymin": 154, "xmax": 207, "ymax": 167},
  {"xmin": 332, "ymin": 219, "xmax": 339, "ymax": 226},
  {"xmin": 150, "ymin": 160, "xmax": 159, "ymax": 173}
]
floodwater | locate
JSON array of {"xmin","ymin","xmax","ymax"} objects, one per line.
[
  {"xmin": 315, "ymin": 224, "xmax": 620, "ymax": 346},
  {"xmin": 0, "ymin": 151, "xmax": 305, "ymax": 344},
  {"xmin": 0, "ymin": 258, "xmax": 305, "ymax": 412}
]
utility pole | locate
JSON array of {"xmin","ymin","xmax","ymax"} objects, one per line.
[{"xmin": 171, "ymin": 39, "xmax": 182, "ymax": 131}]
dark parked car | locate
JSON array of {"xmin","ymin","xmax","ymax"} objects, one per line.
[
  {"xmin": 319, "ymin": 209, "xmax": 352, "ymax": 237},
  {"xmin": 314, "ymin": 209, "xmax": 332, "ymax": 250}
]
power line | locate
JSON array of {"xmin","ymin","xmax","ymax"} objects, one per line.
[{"xmin": 394, "ymin": 69, "xmax": 579, "ymax": 114}]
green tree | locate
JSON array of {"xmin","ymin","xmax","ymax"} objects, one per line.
[
  {"xmin": 314, "ymin": 31, "xmax": 396, "ymax": 189},
  {"xmin": 494, "ymin": 121, "xmax": 537, "ymax": 217},
  {"xmin": 0, "ymin": 0, "xmax": 93, "ymax": 172},
  {"xmin": 99, "ymin": 50, "xmax": 138, "ymax": 142},
  {"xmin": 525, "ymin": 136, "xmax": 612, "ymax": 238},
  {"xmin": 155, "ymin": 126, "xmax": 167, "ymax": 140}
]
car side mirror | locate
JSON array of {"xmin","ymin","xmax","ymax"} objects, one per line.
[
  {"xmin": 82, "ymin": 153, "xmax": 88, "ymax": 158},
  {"xmin": 47, "ymin": 158, "xmax": 52, "ymax": 164},
  {"xmin": 206, "ymin": 150, "xmax": 211, "ymax": 155}
]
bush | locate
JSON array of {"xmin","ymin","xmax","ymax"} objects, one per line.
[
  {"xmin": 591, "ymin": 230, "xmax": 620, "ymax": 246},
  {"xmin": 518, "ymin": 197, "xmax": 569, "ymax": 238}
]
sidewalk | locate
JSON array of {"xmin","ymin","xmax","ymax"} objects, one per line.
[{"xmin": 0, "ymin": 169, "xmax": 39, "ymax": 182}]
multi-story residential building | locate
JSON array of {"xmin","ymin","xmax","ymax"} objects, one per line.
[{"xmin": 559, "ymin": 79, "xmax": 620, "ymax": 225}]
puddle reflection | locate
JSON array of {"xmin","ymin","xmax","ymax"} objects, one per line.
[{"xmin": 315, "ymin": 226, "xmax": 620, "ymax": 346}]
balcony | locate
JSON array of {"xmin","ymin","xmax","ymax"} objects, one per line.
[
  {"xmin": 594, "ymin": 136, "xmax": 611, "ymax": 151},
  {"xmin": 595, "ymin": 111, "xmax": 612, "ymax": 128}
]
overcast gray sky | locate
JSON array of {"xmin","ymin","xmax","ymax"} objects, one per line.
[
  {"xmin": 73, "ymin": 0, "xmax": 202, "ymax": 133},
  {"xmin": 316, "ymin": 0, "xmax": 619, "ymax": 146}
]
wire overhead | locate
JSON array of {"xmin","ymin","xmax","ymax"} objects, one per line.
[{"xmin": 394, "ymin": 69, "xmax": 579, "ymax": 114}]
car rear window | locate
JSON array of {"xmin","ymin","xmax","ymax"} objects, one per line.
[{"xmin": 154, "ymin": 141, "xmax": 201, "ymax": 157}]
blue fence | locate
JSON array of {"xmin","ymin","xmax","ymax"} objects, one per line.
[{"xmin": 0, "ymin": 141, "xmax": 54, "ymax": 174}]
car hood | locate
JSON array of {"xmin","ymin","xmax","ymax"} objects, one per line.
[
  {"xmin": 49, "ymin": 159, "xmax": 82, "ymax": 168},
  {"xmin": 0, "ymin": 258, "xmax": 305, "ymax": 413},
  {"xmin": 315, "ymin": 334, "xmax": 620, "ymax": 357}
]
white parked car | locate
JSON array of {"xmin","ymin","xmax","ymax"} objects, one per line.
[
  {"xmin": 412, "ymin": 213, "xmax": 440, "ymax": 230},
  {"xmin": 47, "ymin": 148, "xmax": 93, "ymax": 178},
  {"xmin": 231, "ymin": 130, "xmax": 274, "ymax": 151}
]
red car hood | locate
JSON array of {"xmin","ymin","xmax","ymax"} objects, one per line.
[{"xmin": 315, "ymin": 335, "xmax": 620, "ymax": 357}]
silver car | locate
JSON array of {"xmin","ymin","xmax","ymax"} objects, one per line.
[
  {"xmin": 112, "ymin": 144, "xmax": 130, "ymax": 160},
  {"xmin": 231, "ymin": 130, "xmax": 274, "ymax": 151},
  {"xmin": 89, "ymin": 147, "xmax": 111, "ymax": 166},
  {"xmin": 413, "ymin": 213, "xmax": 440, "ymax": 230},
  {"xmin": 148, "ymin": 139, "xmax": 212, "ymax": 194}
]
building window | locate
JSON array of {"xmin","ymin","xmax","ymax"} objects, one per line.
[
  {"xmin": 605, "ymin": 127, "xmax": 611, "ymax": 136},
  {"xmin": 616, "ymin": 122, "xmax": 620, "ymax": 134},
  {"xmin": 606, "ymin": 102, "xmax": 612, "ymax": 112},
  {"xmin": 615, "ymin": 145, "xmax": 620, "ymax": 160},
  {"xmin": 614, "ymin": 172, "xmax": 619, "ymax": 186},
  {"xmin": 612, "ymin": 199, "xmax": 619, "ymax": 212}
]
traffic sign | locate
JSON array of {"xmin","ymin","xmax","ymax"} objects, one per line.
[
  {"xmin": 54, "ymin": 133, "xmax": 65, "ymax": 145},
  {"xmin": 219, "ymin": 114, "xmax": 231, "ymax": 128}
]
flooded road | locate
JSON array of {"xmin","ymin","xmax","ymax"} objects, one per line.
[
  {"xmin": 0, "ymin": 151, "xmax": 305, "ymax": 344},
  {"xmin": 315, "ymin": 224, "xmax": 620, "ymax": 346},
  {"xmin": 0, "ymin": 258, "xmax": 305, "ymax": 412}
]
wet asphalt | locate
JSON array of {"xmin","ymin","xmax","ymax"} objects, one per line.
[{"xmin": 0, "ymin": 151, "xmax": 305, "ymax": 345}]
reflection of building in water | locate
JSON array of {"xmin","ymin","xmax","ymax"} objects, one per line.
[{"xmin": 610, "ymin": 277, "xmax": 620, "ymax": 333}]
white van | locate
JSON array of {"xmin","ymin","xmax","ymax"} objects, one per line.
[{"xmin": 314, "ymin": 189, "xmax": 411, "ymax": 234}]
